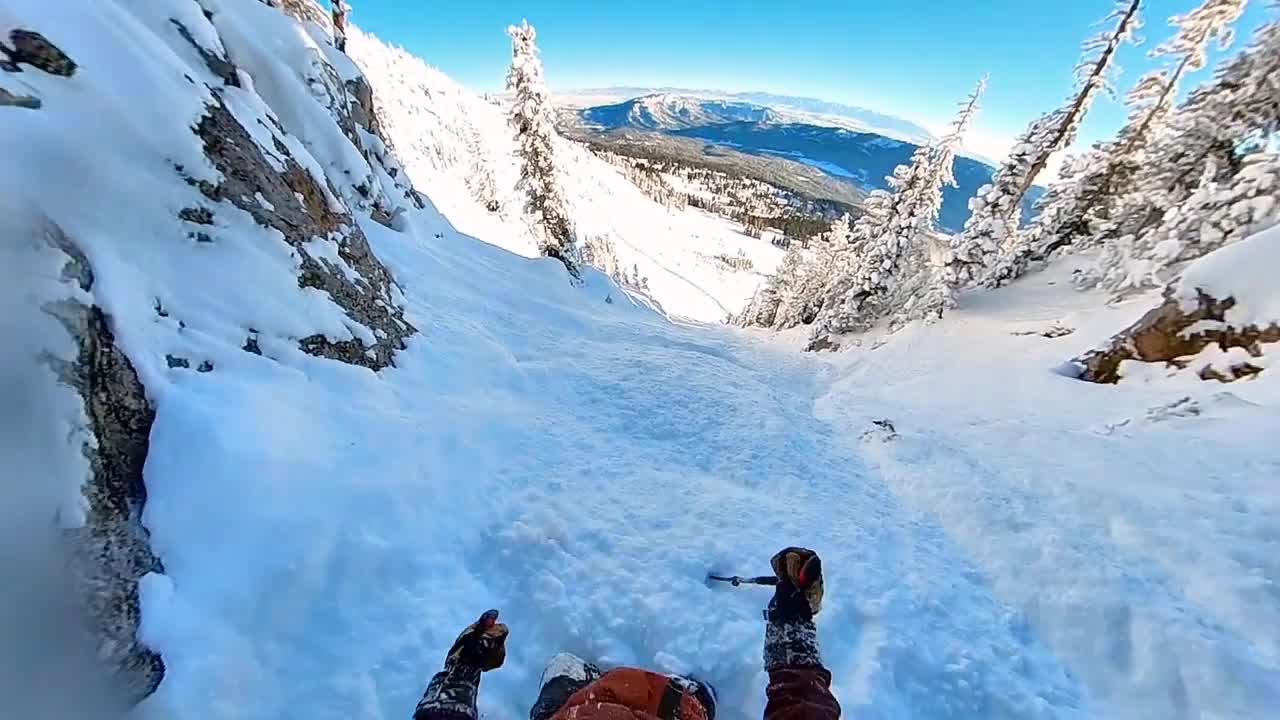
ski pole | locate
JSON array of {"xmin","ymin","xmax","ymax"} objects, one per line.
[{"xmin": 707, "ymin": 574, "xmax": 778, "ymax": 587}]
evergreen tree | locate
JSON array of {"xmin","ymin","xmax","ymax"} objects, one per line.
[
  {"xmin": 464, "ymin": 127, "xmax": 499, "ymax": 212},
  {"xmin": 948, "ymin": 0, "xmax": 1143, "ymax": 288},
  {"xmin": 738, "ymin": 244, "xmax": 805, "ymax": 329},
  {"xmin": 506, "ymin": 20, "xmax": 578, "ymax": 273},
  {"xmin": 1026, "ymin": 0, "xmax": 1247, "ymax": 261},
  {"xmin": 771, "ymin": 218, "xmax": 849, "ymax": 329},
  {"xmin": 809, "ymin": 197, "xmax": 890, "ymax": 340},
  {"xmin": 1088, "ymin": 151, "xmax": 1279, "ymax": 291},
  {"xmin": 1135, "ymin": 20, "xmax": 1280, "ymax": 216},
  {"xmin": 1077, "ymin": 19, "xmax": 1280, "ymax": 290},
  {"xmin": 807, "ymin": 78, "xmax": 984, "ymax": 343},
  {"xmin": 911, "ymin": 77, "xmax": 987, "ymax": 321}
]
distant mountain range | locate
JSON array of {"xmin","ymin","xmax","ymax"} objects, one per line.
[
  {"xmin": 568, "ymin": 93, "xmax": 1041, "ymax": 233},
  {"xmin": 562, "ymin": 87, "xmax": 933, "ymax": 145},
  {"xmin": 581, "ymin": 95, "xmax": 776, "ymax": 132}
]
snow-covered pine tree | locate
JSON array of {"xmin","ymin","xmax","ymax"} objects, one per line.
[
  {"xmin": 948, "ymin": 0, "xmax": 1143, "ymax": 289},
  {"xmin": 738, "ymin": 214, "xmax": 851, "ymax": 330},
  {"xmin": 506, "ymin": 20, "xmax": 578, "ymax": 273},
  {"xmin": 807, "ymin": 124, "xmax": 964, "ymax": 342},
  {"xmin": 463, "ymin": 127, "xmax": 499, "ymax": 212},
  {"xmin": 1076, "ymin": 19, "xmax": 1280, "ymax": 291},
  {"xmin": 908, "ymin": 76, "xmax": 987, "ymax": 322},
  {"xmin": 1135, "ymin": 20, "xmax": 1279, "ymax": 217},
  {"xmin": 738, "ymin": 243, "xmax": 806, "ymax": 328},
  {"xmin": 1027, "ymin": 0, "xmax": 1247, "ymax": 261},
  {"xmin": 771, "ymin": 218, "xmax": 849, "ymax": 329},
  {"xmin": 805, "ymin": 197, "xmax": 892, "ymax": 345},
  {"xmin": 1088, "ymin": 151, "xmax": 1279, "ymax": 291},
  {"xmin": 840, "ymin": 147, "xmax": 935, "ymax": 323}
]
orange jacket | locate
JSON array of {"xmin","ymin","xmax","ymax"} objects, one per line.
[
  {"xmin": 550, "ymin": 668, "xmax": 708, "ymax": 720},
  {"xmin": 548, "ymin": 665, "xmax": 840, "ymax": 720}
]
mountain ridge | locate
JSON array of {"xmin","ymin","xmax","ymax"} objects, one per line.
[
  {"xmin": 566, "ymin": 94, "xmax": 1042, "ymax": 232},
  {"xmin": 559, "ymin": 86, "xmax": 934, "ymax": 144}
]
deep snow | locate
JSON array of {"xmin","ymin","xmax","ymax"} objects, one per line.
[
  {"xmin": 134, "ymin": 204, "xmax": 1280, "ymax": 720},
  {"xmin": 3, "ymin": 2, "xmax": 1278, "ymax": 720}
]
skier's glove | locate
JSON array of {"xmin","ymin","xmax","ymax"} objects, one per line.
[
  {"xmin": 767, "ymin": 547, "xmax": 824, "ymax": 623},
  {"xmin": 445, "ymin": 609, "xmax": 509, "ymax": 672}
]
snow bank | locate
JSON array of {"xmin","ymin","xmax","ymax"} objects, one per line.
[{"xmin": 1176, "ymin": 224, "xmax": 1280, "ymax": 328}]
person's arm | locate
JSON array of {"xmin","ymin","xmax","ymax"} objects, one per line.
[
  {"xmin": 414, "ymin": 610, "xmax": 509, "ymax": 720},
  {"xmin": 762, "ymin": 548, "xmax": 841, "ymax": 720}
]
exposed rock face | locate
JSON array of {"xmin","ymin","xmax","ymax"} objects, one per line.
[
  {"xmin": 8, "ymin": 1, "xmax": 426, "ymax": 709},
  {"xmin": 1076, "ymin": 289, "xmax": 1280, "ymax": 383},
  {"xmin": 171, "ymin": 19, "xmax": 239, "ymax": 87},
  {"xmin": 1, "ymin": 29, "xmax": 77, "ymax": 76},
  {"xmin": 44, "ymin": 224, "xmax": 165, "ymax": 706},
  {"xmin": 276, "ymin": 0, "xmax": 333, "ymax": 32},
  {"xmin": 64, "ymin": 307, "xmax": 167, "ymax": 706},
  {"xmin": 0, "ymin": 86, "xmax": 41, "ymax": 109},
  {"xmin": 189, "ymin": 97, "xmax": 415, "ymax": 369}
]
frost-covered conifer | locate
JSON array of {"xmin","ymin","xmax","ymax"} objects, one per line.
[
  {"xmin": 909, "ymin": 77, "xmax": 986, "ymax": 320},
  {"xmin": 1087, "ymin": 151, "xmax": 1280, "ymax": 292},
  {"xmin": 809, "ymin": 78, "xmax": 985, "ymax": 337},
  {"xmin": 950, "ymin": 0, "xmax": 1142, "ymax": 288},
  {"xmin": 1028, "ymin": 0, "xmax": 1247, "ymax": 262},
  {"xmin": 739, "ymin": 214, "xmax": 852, "ymax": 330},
  {"xmin": 738, "ymin": 244, "xmax": 806, "ymax": 329},
  {"xmin": 1077, "ymin": 19, "xmax": 1280, "ymax": 290},
  {"xmin": 464, "ymin": 128, "xmax": 499, "ymax": 211},
  {"xmin": 506, "ymin": 20, "xmax": 577, "ymax": 273}
]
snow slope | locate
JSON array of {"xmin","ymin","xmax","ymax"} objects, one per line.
[
  {"xmin": 4, "ymin": 3, "xmax": 1278, "ymax": 720},
  {"xmin": 128, "ymin": 212, "xmax": 1280, "ymax": 720},
  {"xmin": 345, "ymin": 28, "xmax": 782, "ymax": 323}
]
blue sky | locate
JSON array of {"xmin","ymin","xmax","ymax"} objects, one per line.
[{"xmin": 345, "ymin": 1, "xmax": 1271, "ymax": 164}]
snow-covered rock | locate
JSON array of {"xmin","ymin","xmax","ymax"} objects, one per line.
[
  {"xmin": 0, "ymin": 0, "xmax": 421, "ymax": 703},
  {"xmin": 1076, "ymin": 226, "xmax": 1280, "ymax": 384}
]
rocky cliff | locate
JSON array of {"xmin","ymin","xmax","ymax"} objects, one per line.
[{"xmin": 1, "ymin": 0, "xmax": 423, "ymax": 704}]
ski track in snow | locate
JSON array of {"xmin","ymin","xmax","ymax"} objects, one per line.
[
  {"xmin": 137, "ymin": 208, "xmax": 1279, "ymax": 720},
  {"xmin": 15, "ymin": 4, "xmax": 1263, "ymax": 718}
]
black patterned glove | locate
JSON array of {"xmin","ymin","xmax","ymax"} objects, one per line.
[
  {"xmin": 767, "ymin": 547, "xmax": 824, "ymax": 622},
  {"xmin": 445, "ymin": 609, "xmax": 508, "ymax": 671}
]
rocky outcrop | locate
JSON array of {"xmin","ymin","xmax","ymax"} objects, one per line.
[
  {"xmin": 5, "ymin": 1, "xmax": 429, "ymax": 708},
  {"xmin": 65, "ymin": 307, "xmax": 167, "ymax": 705},
  {"xmin": 42, "ymin": 224, "xmax": 165, "ymax": 706},
  {"xmin": 275, "ymin": 0, "xmax": 332, "ymax": 32},
  {"xmin": 1075, "ymin": 289, "xmax": 1280, "ymax": 383},
  {"xmin": 1, "ymin": 29, "xmax": 77, "ymax": 76},
  {"xmin": 188, "ymin": 96, "xmax": 415, "ymax": 369}
]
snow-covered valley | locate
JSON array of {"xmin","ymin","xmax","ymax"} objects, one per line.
[{"xmin": 2, "ymin": 2, "xmax": 1278, "ymax": 720}]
